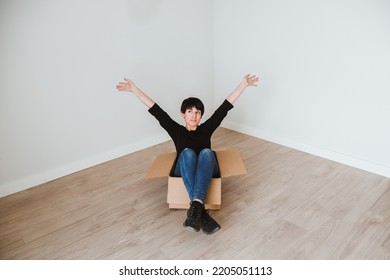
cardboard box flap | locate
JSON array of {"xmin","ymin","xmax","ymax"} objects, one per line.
[
  {"xmin": 215, "ymin": 149, "xmax": 247, "ymax": 177},
  {"xmin": 145, "ymin": 152, "xmax": 176, "ymax": 178}
]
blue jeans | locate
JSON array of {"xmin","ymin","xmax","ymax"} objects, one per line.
[{"xmin": 173, "ymin": 148, "xmax": 220, "ymax": 203}]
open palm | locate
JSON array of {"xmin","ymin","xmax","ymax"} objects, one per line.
[
  {"xmin": 116, "ymin": 78, "xmax": 136, "ymax": 92},
  {"xmin": 244, "ymin": 74, "xmax": 259, "ymax": 87}
]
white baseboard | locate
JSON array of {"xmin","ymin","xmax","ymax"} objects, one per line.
[
  {"xmin": 222, "ymin": 121, "xmax": 390, "ymax": 179},
  {"xmin": 0, "ymin": 134, "xmax": 170, "ymax": 198}
]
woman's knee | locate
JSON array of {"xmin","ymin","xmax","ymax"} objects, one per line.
[
  {"xmin": 199, "ymin": 148, "xmax": 212, "ymax": 155},
  {"xmin": 181, "ymin": 148, "xmax": 196, "ymax": 157},
  {"xmin": 199, "ymin": 148, "xmax": 214, "ymax": 158},
  {"xmin": 178, "ymin": 148, "xmax": 197, "ymax": 162}
]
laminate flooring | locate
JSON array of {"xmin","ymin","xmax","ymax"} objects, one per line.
[{"xmin": 1, "ymin": 128, "xmax": 389, "ymax": 259}]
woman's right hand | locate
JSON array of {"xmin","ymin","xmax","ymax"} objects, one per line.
[
  {"xmin": 116, "ymin": 78, "xmax": 137, "ymax": 93},
  {"xmin": 115, "ymin": 77, "xmax": 156, "ymax": 108}
]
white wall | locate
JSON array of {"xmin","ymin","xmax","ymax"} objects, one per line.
[
  {"xmin": 214, "ymin": 0, "xmax": 390, "ymax": 177},
  {"xmin": 2, "ymin": 0, "xmax": 389, "ymax": 198},
  {"xmin": 0, "ymin": 0, "xmax": 214, "ymax": 197}
]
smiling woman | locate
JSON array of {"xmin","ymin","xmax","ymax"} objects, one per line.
[
  {"xmin": 180, "ymin": 97, "xmax": 204, "ymax": 131},
  {"xmin": 116, "ymin": 74, "xmax": 259, "ymax": 234}
]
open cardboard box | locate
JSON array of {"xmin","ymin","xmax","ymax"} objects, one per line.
[{"xmin": 145, "ymin": 149, "xmax": 247, "ymax": 210}]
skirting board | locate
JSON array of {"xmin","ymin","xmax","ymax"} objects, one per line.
[
  {"xmin": 222, "ymin": 121, "xmax": 390, "ymax": 179},
  {"xmin": 0, "ymin": 134, "xmax": 170, "ymax": 198}
]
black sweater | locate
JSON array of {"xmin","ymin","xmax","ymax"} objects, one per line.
[{"xmin": 148, "ymin": 99, "xmax": 234, "ymax": 155}]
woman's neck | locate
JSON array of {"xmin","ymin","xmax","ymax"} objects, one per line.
[{"xmin": 186, "ymin": 124, "xmax": 198, "ymax": 131}]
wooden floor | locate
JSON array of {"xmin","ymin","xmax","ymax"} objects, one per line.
[{"xmin": 1, "ymin": 128, "xmax": 389, "ymax": 260}]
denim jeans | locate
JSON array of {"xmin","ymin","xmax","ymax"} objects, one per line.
[{"xmin": 173, "ymin": 148, "xmax": 220, "ymax": 203}]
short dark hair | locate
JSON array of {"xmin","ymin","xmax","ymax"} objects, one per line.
[{"xmin": 181, "ymin": 97, "xmax": 204, "ymax": 116}]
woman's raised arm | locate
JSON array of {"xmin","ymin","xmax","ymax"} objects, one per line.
[
  {"xmin": 116, "ymin": 78, "xmax": 155, "ymax": 108},
  {"xmin": 226, "ymin": 74, "xmax": 259, "ymax": 104}
]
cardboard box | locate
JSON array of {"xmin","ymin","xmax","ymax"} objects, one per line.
[{"xmin": 145, "ymin": 149, "xmax": 247, "ymax": 210}]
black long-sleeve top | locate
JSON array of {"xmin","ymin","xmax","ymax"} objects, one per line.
[{"xmin": 148, "ymin": 99, "xmax": 234, "ymax": 156}]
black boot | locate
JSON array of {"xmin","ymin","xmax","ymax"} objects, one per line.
[
  {"xmin": 183, "ymin": 201, "xmax": 203, "ymax": 232},
  {"xmin": 201, "ymin": 208, "xmax": 221, "ymax": 235}
]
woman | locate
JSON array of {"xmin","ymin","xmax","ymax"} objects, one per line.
[{"xmin": 116, "ymin": 74, "xmax": 259, "ymax": 234}]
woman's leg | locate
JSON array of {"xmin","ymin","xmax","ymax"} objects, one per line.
[
  {"xmin": 174, "ymin": 148, "xmax": 197, "ymax": 201},
  {"xmin": 175, "ymin": 148, "xmax": 221, "ymax": 234},
  {"xmin": 193, "ymin": 148, "xmax": 218, "ymax": 202},
  {"xmin": 196, "ymin": 148, "xmax": 221, "ymax": 234},
  {"xmin": 174, "ymin": 148, "xmax": 219, "ymax": 202}
]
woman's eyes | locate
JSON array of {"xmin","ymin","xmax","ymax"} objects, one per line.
[{"xmin": 187, "ymin": 110, "xmax": 201, "ymax": 115}]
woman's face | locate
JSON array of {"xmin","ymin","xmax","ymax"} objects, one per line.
[{"xmin": 182, "ymin": 106, "xmax": 202, "ymax": 131}]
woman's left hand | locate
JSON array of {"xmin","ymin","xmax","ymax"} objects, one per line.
[{"xmin": 243, "ymin": 74, "xmax": 259, "ymax": 87}]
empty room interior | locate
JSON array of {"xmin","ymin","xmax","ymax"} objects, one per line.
[{"xmin": 1, "ymin": 0, "xmax": 390, "ymax": 260}]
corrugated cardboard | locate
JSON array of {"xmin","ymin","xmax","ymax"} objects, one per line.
[{"xmin": 145, "ymin": 149, "xmax": 247, "ymax": 210}]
